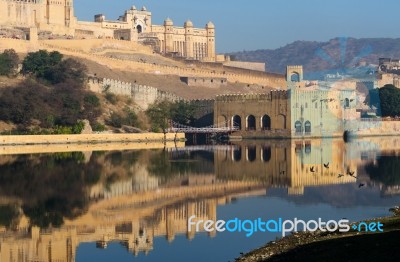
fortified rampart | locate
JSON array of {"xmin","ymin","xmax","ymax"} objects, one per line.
[
  {"xmin": 88, "ymin": 77, "xmax": 182, "ymax": 109},
  {"xmin": 0, "ymin": 38, "xmax": 286, "ymax": 88},
  {"xmin": 180, "ymin": 76, "xmax": 228, "ymax": 88}
]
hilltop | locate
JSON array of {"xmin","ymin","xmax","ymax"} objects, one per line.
[
  {"xmin": 0, "ymin": 38, "xmax": 285, "ymax": 99},
  {"xmin": 229, "ymin": 37, "xmax": 400, "ymax": 74}
]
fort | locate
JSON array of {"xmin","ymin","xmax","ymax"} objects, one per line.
[{"xmin": 0, "ymin": 0, "xmax": 216, "ymax": 61}]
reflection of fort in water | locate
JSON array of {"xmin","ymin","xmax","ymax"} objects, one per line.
[{"xmin": 2, "ymin": 137, "xmax": 400, "ymax": 262}]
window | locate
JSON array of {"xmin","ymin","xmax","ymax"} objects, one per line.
[
  {"xmin": 295, "ymin": 121, "xmax": 302, "ymax": 133},
  {"xmin": 305, "ymin": 121, "xmax": 311, "ymax": 134}
]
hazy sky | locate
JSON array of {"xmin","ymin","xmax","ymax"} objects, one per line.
[{"xmin": 75, "ymin": 0, "xmax": 400, "ymax": 53}]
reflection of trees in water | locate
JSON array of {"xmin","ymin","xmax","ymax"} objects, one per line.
[
  {"xmin": 0, "ymin": 152, "xmax": 103, "ymax": 228},
  {"xmin": 104, "ymin": 150, "xmax": 142, "ymax": 171},
  {"xmin": 0, "ymin": 205, "xmax": 19, "ymax": 227},
  {"xmin": 365, "ymin": 156, "xmax": 400, "ymax": 186},
  {"xmin": 147, "ymin": 150, "xmax": 214, "ymax": 183}
]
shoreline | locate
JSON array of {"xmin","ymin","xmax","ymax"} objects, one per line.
[
  {"xmin": 239, "ymin": 215, "xmax": 400, "ymax": 262},
  {"xmin": 0, "ymin": 133, "xmax": 185, "ymax": 146},
  {"xmin": 0, "ymin": 140, "xmax": 186, "ymax": 155}
]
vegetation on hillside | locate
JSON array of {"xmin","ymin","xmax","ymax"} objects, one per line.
[
  {"xmin": 0, "ymin": 49, "xmax": 101, "ymax": 134},
  {"xmin": 0, "ymin": 49, "xmax": 19, "ymax": 77}
]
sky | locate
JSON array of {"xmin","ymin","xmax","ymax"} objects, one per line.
[{"xmin": 74, "ymin": 0, "xmax": 400, "ymax": 53}]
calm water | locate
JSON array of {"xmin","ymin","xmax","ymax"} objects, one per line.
[{"xmin": 1, "ymin": 137, "xmax": 400, "ymax": 262}]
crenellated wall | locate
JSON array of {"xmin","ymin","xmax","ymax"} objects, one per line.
[{"xmin": 88, "ymin": 77, "xmax": 182, "ymax": 109}]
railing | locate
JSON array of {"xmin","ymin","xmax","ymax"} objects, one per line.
[{"xmin": 168, "ymin": 121, "xmax": 239, "ymax": 133}]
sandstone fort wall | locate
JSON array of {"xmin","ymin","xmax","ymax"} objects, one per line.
[
  {"xmin": 0, "ymin": 38, "xmax": 285, "ymax": 88},
  {"xmin": 88, "ymin": 77, "xmax": 182, "ymax": 109},
  {"xmin": 0, "ymin": 133, "xmax": 185, "ymax": 146}
]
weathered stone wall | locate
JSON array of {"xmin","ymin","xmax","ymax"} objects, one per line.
[
  {"xmin": 223, "ymin": 61, "xmax": 265, "ymax": 72},
  {"xmin": 190, "ymin": 99, "xmax": 215, "ymax": 127},
  {"xmin": 214, "ymin": 91, "xmax": 291, "ymax": 135},
  {"xmin": 0, "ymin": 141, "xmax": 185, "ymax": 155},
  {"xmin": 0, "ymin": 133, "xmax": 185, "ymax": 146},
  {"xmin": 180, "ymin": 76, "xmax": 227, "ymax": 88},
  {"xmin": 88, "ymin": 77, "xmax": 182, "ymax": 109}
]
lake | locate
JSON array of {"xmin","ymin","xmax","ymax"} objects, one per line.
[{"xmin": 1, "ymin": 137, "xmax": 400, "ymax": 262}]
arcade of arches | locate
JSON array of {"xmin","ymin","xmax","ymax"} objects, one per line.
[
  {"xmin": 226, "ymin": 114, "xmax": 286, "ymax": 131},
  {"xmin": 214, "ymin": 91, "xmax": 291, "ymax": 137}
]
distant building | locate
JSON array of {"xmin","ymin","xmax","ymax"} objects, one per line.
[{"xmin": 377, "ymin": 58, "xmax": 400, "ymax": 88}]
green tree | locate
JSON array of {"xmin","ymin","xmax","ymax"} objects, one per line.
[
  {"xmin": 0, "ymin": 49, "xmax": 19, "ymax": 76},
  {"xmin": 123, "ymin": 107, "xmax": 139, "ymax": 127},
  {"xmin": 22, "ymin": 50, "xmax": 63, "ymax": 79},
  {"xmin": 379, "ymin": 84, "xmax": 400, "ymax": 117},
  {"xmin": 145, "ymin": 100, "xmax": 172, "ymax": 133},
  {"xmin": 47, "ymin": 58, "xmax": 88, "ymax": 85},
  {"xmin": 170, "ymin": 100, "xmax": 196, "ymax": 125}
]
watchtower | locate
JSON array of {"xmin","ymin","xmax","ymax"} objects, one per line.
[{"xmin": 286, "ymin": 65, "xmax": 304, "ymax": 83}]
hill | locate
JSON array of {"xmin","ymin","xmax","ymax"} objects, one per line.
[{"xmin": 229, "ymin": 37, "xmax": 400, "ymax": 75}]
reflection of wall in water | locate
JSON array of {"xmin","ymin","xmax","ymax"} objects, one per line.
[
  {"xmin": 214, "ymin": 141, "xmax": 291, "ymax": 187},
  {"xmin": 0, "ymin": 198, "xmax": 219, "ymax": 262},
  {"xmin": 215, "ymin": 140, "xmax": 356, "ymax": 195},
  {"xmin": 290, "ymin": 139, "xmax": 356, "ymax": 195}
]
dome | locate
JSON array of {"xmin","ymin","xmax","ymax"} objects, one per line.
[
  {"xmin": 206, "ymin": 21, "xmax": 215, "ymax": 29},
  {"xmin": 164, "ymin": 18, "xmax": 173, "ymax": 26},
  {"xmin": 130, "ymin": 5, "xmax": 137, "ymax": 10},
  {"xmin": 184, "ymin": 20, "xmax": 193, "ymax": 27},
  {"xmin": 141, "ymin": 6, "xmax": 147, "ymax": 11}
]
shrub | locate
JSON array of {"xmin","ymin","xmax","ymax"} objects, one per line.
[
  {"xmin": 0, "ymin": 49, "xmax": 19, "ymax": 76},
  {"xmin": 92, "ymin": 122, "xmax": 106, "ymax": 132},
  {"xmin": 84, "ymin": 94, "xmax": 100, "ymax": 107},
  {"xmin": 105, "ymin": 92, "xmax": 117, "ymax": 105}
]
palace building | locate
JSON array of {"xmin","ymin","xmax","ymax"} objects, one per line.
[
  {"xmin": 214, "ymin": 66, "xmax": 360, "ymax": 138},
  {"xmin": 0, "ymin": 0, "xmax": 216, "ymax": 61}
]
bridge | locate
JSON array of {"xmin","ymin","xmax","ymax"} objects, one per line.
[
  {"xmin": 167, "ymin": 145, "xmax": 240, "ymax": 152},
  {"xmin": 168, "ymin": 121, "xmax": 239, "ymax": 134}
]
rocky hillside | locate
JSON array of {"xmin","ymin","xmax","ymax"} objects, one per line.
[{"xmin": 229, "ymin": 37, "xmax": 400, "ymax": 75}]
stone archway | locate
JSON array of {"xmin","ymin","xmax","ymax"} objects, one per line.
[
  {"xmin": 137, "ymin": 24, "xmax": 143, "ymax": 33},
  {"xmin": 261, "ymin": 115, "xmax": 271, "ymax": 130},
  {"xmin": 232, "ymin": 115, "xmax": 242, "ymax": 130},
  {"xmin": 290, "ymin": 72, "xmax": 300, "ymax": 82},
  {"xmin": 247, "ymin": 115, "xmax": 256, "ymax": 130}
]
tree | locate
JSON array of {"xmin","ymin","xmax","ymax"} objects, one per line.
[
  {"xmin": 170, "ymin": 100, "xmax": 196, "ymax": 126},
  {"xmin": 0, "ymin": 49, "xmax": 19, "ymax": 76},
  {"xmin": 145, "ymin": 100, "xmax": 172, "ymax": 133},
  {"xmin": 145, "ymin": 100, "xmax": 197, "ymax": 133},
  {"xmin": 379, "ymin": 84, "xmax": 400, "ymax": 117},
  {"xmin": 22, "ymin": 50, "xmax": 63, "ymax": 79},
  {"xmin": 48, "ymin": 58, "xmax": 88, "ymax": 85}
]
